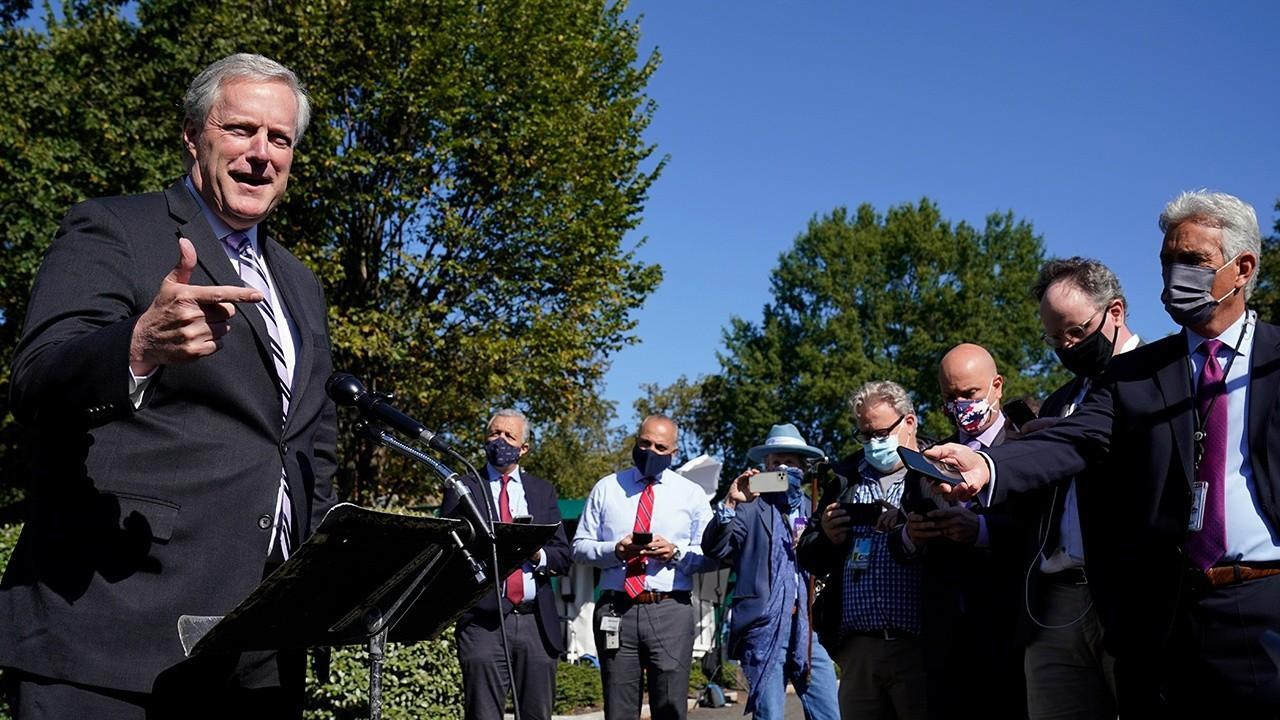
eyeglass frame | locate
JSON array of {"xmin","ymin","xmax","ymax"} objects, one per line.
[
  {"xmin": 1040, "ymin": 306, "xmax": 1109, "ymax": 349},
  {"xmin": 855, "ymin": 414, "xmax": 906, "ymax": 444}
]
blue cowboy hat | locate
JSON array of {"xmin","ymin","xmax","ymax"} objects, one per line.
[{"xmin": 746, "ymin": 423, "xmax": 824, "ymax": 463}]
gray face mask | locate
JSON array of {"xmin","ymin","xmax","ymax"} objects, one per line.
[{"xmin": 1161, "ymin": 254, "xmax": 1239, "ymax": 328}]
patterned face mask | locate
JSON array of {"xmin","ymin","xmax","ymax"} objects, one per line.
[{"xmin": 944, "ymin": 379, "xmax": 994, "ymax": 434}]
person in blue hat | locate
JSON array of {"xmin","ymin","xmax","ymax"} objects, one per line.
[{"xmin": 702, "ymin": 424, "xmax": 840, "ymax": 720}]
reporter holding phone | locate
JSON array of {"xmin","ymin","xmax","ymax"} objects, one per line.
[
  {"xmin": 701, "ymin": 424, "xmax": 840, "ymax": 720},
  {"xmin": 572, "ymin": 415, "xmax": 719, "ymax": 720},
  {"xmin": 796, "ymin": 381, "xmax": 929, "ymax": 720}
]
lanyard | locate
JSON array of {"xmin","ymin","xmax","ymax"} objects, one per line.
[{"xmin": 1190, "ymin": 312, "xmax": 1252, "ymax": 471}]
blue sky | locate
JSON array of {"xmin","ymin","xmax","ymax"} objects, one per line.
[{"xmin": 603, "ymin": 1, "xmax": 1280, "ymax": 422}]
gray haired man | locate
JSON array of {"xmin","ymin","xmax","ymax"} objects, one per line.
[{"xmin": 2, "ymin": 54, "xmax": 336, "ymax": 718}]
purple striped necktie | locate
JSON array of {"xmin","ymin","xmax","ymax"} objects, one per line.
[
  {"xmin": 1187, "ymin": 338, "xmax": 1227, "ymax": 571},
  {"xmin": 226, "ymin": 232, "xmax": 295, "ymax": 560}
]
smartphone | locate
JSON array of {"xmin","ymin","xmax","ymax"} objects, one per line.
[
  {"xmin": 749, "ymin": 470, "xmax": 790, "ymax": 493},
  {"xmin": 632, "ymin": 532, "xmax": 653, "ymax": 546},
  {"xmin": 1003, "ymin": 398, "xmax": 1038, "ymax": 430},
  {"xmin": 512, "ymin": 515, "xmax": 533, "ymax": 525},
  {"xmin": 896, "ymin": 447, "xmax": 963, "ymax": 485},
  {"xmin": 838, "ymin": 502, "xmax": 883, "ymax": 526}
]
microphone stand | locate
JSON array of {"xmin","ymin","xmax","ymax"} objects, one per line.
[{"xmin": 356, "ymin": 423, "xmax": 524, "ymax": 720}]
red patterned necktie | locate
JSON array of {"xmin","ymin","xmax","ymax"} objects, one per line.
[
  {"xmin": 498, "ymin": 474, "xmax": 524, "ymax": 605},
  {"xmin": 1187, "ymin": 339, "xmax": 1228, "ymax": 571},
  {"xmin": 624, "ymin": 479, "xmax": 655, "ymax": 598}
]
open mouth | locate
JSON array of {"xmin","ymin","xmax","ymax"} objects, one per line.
[{"xmin": 230, "ymin": 172, "xmax": 272, "ymax": 188}]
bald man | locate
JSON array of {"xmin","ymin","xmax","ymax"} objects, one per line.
[
  {"xmin": 572, "ymin": 415, "xmax": 719, "ymax": 720},
  {"xmin": 895, "ymin": 343, "xmax": 1028, "ymax": 719}
]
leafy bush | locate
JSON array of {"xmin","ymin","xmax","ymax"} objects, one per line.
[
  {"xmin": 554, "ymin": 661, "xmax": 603, "ymax": 715},
  {"xmin": 305, "ymin": 636, "xmax": 464, "ymax": 720}
]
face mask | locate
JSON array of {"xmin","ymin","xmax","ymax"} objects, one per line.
[
  {"xmin": 485, "ymin": 438, "xmax": 522, "ymax": 469},
  {"xmin": 1161, "ymin": 255, "xmax": 1240, "ymax": 328},
  {"xmin": 632, "ymin": 446, "xmax": 673, "ymax": 478},
  {"xmin": 775, "ymin": 465, "xmax": 805, "ymax": 510},
  {"xmin": 945, "ymin": 380, "xmax": 994, "ymax": 435},
  {"xmin": 864, "ymin": 434, "xmax": 901, "ymax": 473},
  {"xmin": 1055, "ymin": 319, "xmax": 1118, "ymax": 379}
]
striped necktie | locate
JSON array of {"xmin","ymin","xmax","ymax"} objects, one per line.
[
  {"xmin": 624, "ymin": 478, "xmax": 656, "ymax": 598},
  {"xmin": 226, "ymin": 232, "xmax": 295, "ymax": 560}
]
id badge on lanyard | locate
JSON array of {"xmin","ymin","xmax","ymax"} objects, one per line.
[{"xmin": 849, "ymin": 535, "xmax": 873, "ymax": 571}]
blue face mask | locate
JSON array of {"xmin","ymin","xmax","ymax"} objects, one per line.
[
  {"xmin": 485, "ymin": 438, "xmax": 522, "ymax": 469},
  {"xmin": 775, "ymin": 465, "xmax": 805, "ymax": 511},
  {"xmin": 864, "ymin": 435, "xmax": 901, "ymax": 473}
]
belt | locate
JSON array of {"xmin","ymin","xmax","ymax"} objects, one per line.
[
  {"xmin": 602, "ymin": 590, "xmax": 690, "ymax": 605},
  {"xmin": 1203, "ymin": 560, "xmax": 1280, "ymax": 588},
  {"xmin": 851, "ymin": 628, "xmax": 916, "ymax": 640},
  {"xmin": 1042, "ymin": 567, "xmax": 1088, "ymax": 585},
  {"xmin": 510, "ymin": 601, "xmax": 538, "ymax": 615}
]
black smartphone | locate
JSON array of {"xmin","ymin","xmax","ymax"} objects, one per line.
[
  {"xmin": 632, "ymin": 532, "xmax": 653, "ymax": 545},
  {"xmin": 1004, "ymin": 398, "xmax": 1038, "ymax": 430},
  {"xmin": 838, "ymin": 502, "xmax": 883, "ymax": 526},
  {"xmin": 897, "ymin": 447, "xmax": 963, "ymax": 485},
  {"xmin": 512, "ymin": 515, "xmax": 534, "ymax": 525}
]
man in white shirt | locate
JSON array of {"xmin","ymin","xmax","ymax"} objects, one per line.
[{"xmin": 572, "ymin": 415, "xmax": 718, "ymax": 720}]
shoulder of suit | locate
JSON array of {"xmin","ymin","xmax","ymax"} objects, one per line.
[
  {"xmin": 1105, "ymin": 332, "xmax": 1186, "ymax": 381},
  {"xmin": 68, "ymin": 188, "xmax": 169, "ymax": 223}
]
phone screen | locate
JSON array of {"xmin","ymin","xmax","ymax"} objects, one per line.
[
  {"xmin": 896, "ymin": 447, "xmax": 963, "ymax": 485},
  {"xmin": 632, "ymin": 532, "xmax": 653, "ymax": 545}
]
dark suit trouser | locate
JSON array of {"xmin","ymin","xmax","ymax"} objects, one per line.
[
  {"xmin": 457, "ymin": 611, "xmax": 557, "ymax": 720},
  {"xmin": 4, "ymin": 649, "xmax": 304, "ymax": 720},
  {"xmin": 594, "ymin": 594, "xmax": 695, "ymax": 720}
]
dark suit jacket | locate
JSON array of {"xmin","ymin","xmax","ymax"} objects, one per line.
[
  {"xmin": 442, "ymin": 468, "xmax": 571, "ymax": 655},
  {"xmin": 985, "ymin": 322, "xmax": 1280, "ymax": 656},
  {"xmin": 701, "ymin": 493, "xmax": 813, "ymax": 660},
  {"xmin": 2, "ymin": 181, "xmax": 338, "ymax": 693}
]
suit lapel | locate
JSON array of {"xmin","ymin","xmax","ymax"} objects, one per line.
[
  {"xmin": 1151, "ymin": 331, "xmax": 1195, "ymax": 488},
  {"xmin": 164, "ymin": 181, "xmax": 277, "ymax": 402},
  {"xmin": 261, "ymin": 236, "xmax": 315, "ymax": 429},
  {"xmin": 1248, "ymin": 321, "xmax": 1280, "ymax": 502}
]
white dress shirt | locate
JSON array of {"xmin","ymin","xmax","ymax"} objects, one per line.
[
  {"xmin": 485, "ymin": 464, "xmax": 546, "ymax": 600},
  {"xmin": 1185, "ymin": 310, "xmax": 1280, "ymax": 562},
  {"xmin": 572, "ymin": 465, "xmax": 718, "ymax": 592}
]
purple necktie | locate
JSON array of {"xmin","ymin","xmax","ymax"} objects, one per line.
[
  {"xmin": 226, "ymin": 232, "xmax": 294, "ymax": 560},
  {"xmin": 1187, "ymin": 339, "xmax": 1227, "ymax": 571}
]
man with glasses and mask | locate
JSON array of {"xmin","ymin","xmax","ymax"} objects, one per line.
[
  {"xmin": 442, "ymin": 409, "xmax": 571, "ymax": 720},
  {"xmin": 797, "ymin": 381, "xmax": 929, "ymax": 719},
  {"xmin": 1016, "ymin": 258, "xmax": 1139, "ymax": 719},
  {"xmin": 702, "ymin": 424, "xmax": 839, "ymax": 720},
  {"xmin": 572, "ymin": 414, "xmax": 718, "ymax": 720},
  {"xmin": 897, "ymin": 344, "xmax": 1026, "ymax": 720},
  {"xmin": 928, "ymin": 191, "xmax": 1280, "ymax": 715}
]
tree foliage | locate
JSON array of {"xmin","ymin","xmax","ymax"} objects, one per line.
[
  {"xmin": 1251, "ymin": 199, "xmax": 1280, "ymax": 323},
  {"xmin": 0, "ymin": 0, "xmax": 663, "ymax": 504},
  {"xmin": 696, "ymin": 200, "xmax": 1066, "ymax": 472}
]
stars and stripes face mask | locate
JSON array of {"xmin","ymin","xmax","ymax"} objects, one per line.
[{"xmin": 944, "ymin": 379, "xmax": 994, "ymax": 434}]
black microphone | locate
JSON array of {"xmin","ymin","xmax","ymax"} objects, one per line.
[{"xmin": 325, "ymin": 372, "xmax": 451, "ymax": 452}]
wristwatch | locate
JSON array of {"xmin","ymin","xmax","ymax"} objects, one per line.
[{"xmin": 670, "ymin": 546, "xmax": 683, "ymax": 564}]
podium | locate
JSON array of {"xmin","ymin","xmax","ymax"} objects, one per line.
[{"xmin": 177, "ymin": 503, "xmax": 558, "ymax": 717}]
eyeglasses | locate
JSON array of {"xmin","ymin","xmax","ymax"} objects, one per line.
[
  {"xmin": 855, "ymin": 415, "xmax": 905, "ymax": 444},
  {"xmin": 1040, "ymin": 309, "xmax": 1102, "ymax": 348},
  {"xmin": 636, "ymin": 437, "xmax": 673, "ymax": 454}
]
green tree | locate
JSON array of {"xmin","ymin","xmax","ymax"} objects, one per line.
[
  {"xmin": 1251, "ymin": 199, "xmax": 1280, "ymax": 323},
  {"xmin": 0, "ymin": 0, "xmax": 663, "ymax": 504},
  {"xmin": 633, "ymin": 375, "xmax": 707, "ymax": 461},
  {"xmin": 521, "ymin": 391, "xmax": 630, "ymax": 500},
  {"xmin": 697, "ymin": 200, "xmax": 1065, "ymax": 472}
]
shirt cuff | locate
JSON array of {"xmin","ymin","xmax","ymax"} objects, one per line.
[
  {"xmin": 715, "ymin": 501, "xmax": 737, "ymax": 522},
  {"xmin": 975, "ymin": 515, "xmax": 989, "ymax": 548},
  {"xmin": 128, "ymin": 367, "xmax": 156, "ymax": 410}
]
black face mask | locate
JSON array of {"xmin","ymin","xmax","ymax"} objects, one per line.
[
  {"xmin": 1054, "ymin": 320, "xmax": 1119, "ymax": 379},
  {"xmin": 632, "ymin": 446, "xmax": 673, "ymax": 479}
]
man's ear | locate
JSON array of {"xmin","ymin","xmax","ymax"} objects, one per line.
[{"xmin": 1236, "ymin": 252, "xmax": 1258, "ymax": 291}]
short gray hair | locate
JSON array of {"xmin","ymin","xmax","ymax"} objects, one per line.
[
  {"xmin": 1159, "ymin": 190, "xmax": 1261, "ymax": 299},
  {"xmin": 1032, "ymin": 257, "xmax": 1127, "ymax": 314},
  {"xmin": 849, "ymin": 380, "xmax": 915, "ymax": 419},
  {"xmin": 184, "ymin": 53, "xmax": 312, "ymax": 142},
  {"xmin": 488, "ymin": 409, "xmax": 529, "ymax": 444}
]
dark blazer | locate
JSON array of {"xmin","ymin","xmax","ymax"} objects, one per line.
[
  {"xmin": 701, "ymin": 493, "xmax": 814, "ymax": 660},
  {"xmin": 442, "ymin": 468, "xmax": 572, "ymax": 655},
  {"xmin": 2, "ymin": 180, "xmax": 338, "ymax": 693},
  {"xmin": 985, "ymin": 322, "xmax": 1280, "ymax": 657}
]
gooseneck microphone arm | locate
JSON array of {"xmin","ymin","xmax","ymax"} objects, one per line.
[{"xmin": 326, "ymin": 373, "xmax": 452, "ymax": 452}]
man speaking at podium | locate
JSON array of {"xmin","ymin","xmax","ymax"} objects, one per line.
[{"xmin": 1, "ymin": 54, "xmax": 337, "ymax": 718}]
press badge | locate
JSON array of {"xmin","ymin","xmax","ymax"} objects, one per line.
[
  {"xmin": 849, "ymin": 536, "xmax": 873, "ymax": 571},
  {"xmin": 1188, "ymin": 481, "xmax": 1207, "ymax": 532},
  {"xmin": 599, "ymin": 615, "xmax": 621, "ymax": 633}
]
